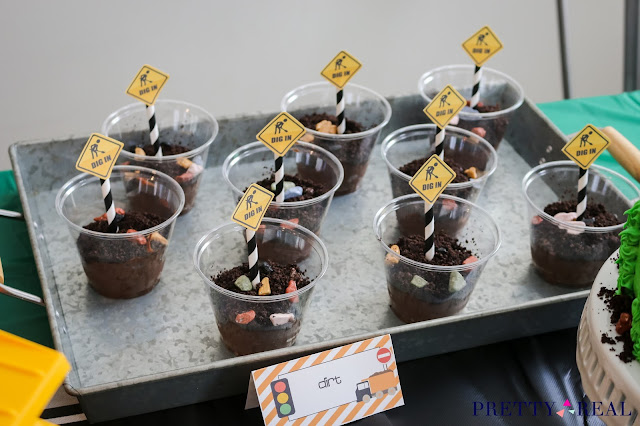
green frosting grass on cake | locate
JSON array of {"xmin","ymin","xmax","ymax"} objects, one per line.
[{"xmin": 616, "ymin": 203, "xmax": 640, "ymax": 360}]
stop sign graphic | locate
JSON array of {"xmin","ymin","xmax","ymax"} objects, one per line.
[{"xmin": 377, "ymin": 348, "xmax": 392, "ymax": 363}]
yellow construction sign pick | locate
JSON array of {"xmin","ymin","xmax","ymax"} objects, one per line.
[
  {"xmin": 321, "ymin": 50, "xmax": 362, "ymax": 89},
  {"xmin": 76, "ymin": 133, "xmax": 124, "ymax": 180},
  {"xmin": 462, "ymin": 26, "xmax": 504, "ymax": 67},
  {"xmin": 409, "ymin": 155, "xmax": 456, "ymax": 204},
  {"xmin": 423, "ymin": 85, "xmax": 466, "ymax": 129},
  {"xmin": 231, "ymin": 184, "xmax": 274, "ymax": 231},
  {"xmin": 256, "ymin": 112, "xmax": 306, "ymax": 157},
  {"xmin": 562, "ymin": 124, "xmax": 611, "ymax": 169},
  {"xmin": 126, "ymin": 64, "xmax": 170, "ymax": 105}
]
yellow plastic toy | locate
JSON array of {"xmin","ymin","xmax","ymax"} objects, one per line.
[{"xmin": 0, "ymin": 327, "xmax": 70, "ymax": 425}]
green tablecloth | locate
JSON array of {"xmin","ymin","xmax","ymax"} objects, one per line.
[
  {"xmin": 2, "ymin": 91, "xmax": 640, "ymax": 349},
  {"xmin": 538, "ymin": 90, "xmax": 640, "ymax": 184}
]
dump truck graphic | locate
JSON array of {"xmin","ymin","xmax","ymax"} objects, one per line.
[{"xmin": 355, "ymin": 370, "xmax": 397, "ymax": 402}]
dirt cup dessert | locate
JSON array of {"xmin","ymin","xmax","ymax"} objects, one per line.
[
  {"xmin": 56, "ymin": 166, "xmax": 185, "ymax": 299},
  {"xmin": 418, "ymin": 65, "xmax": 524, "ymax": 149},
  {"xmin": 522, "ymin": 161, "xmax": 639, "ymax": 288},
  {"xmin": 281, "ymin": 82, "xmax": 392, "ymax": 195},
  {"xmin": 374, "ymin": 194, "xmax": 501, "ymax": 323},
  {"xmin": 194, "ymin": 218, "xmax": 328, "ymax": 355},
  {"xmin": 102, "ymin": 100, "xmax": 218, "ymax": 215},
  {"xmin": 381, "ymin": 124, "xmax": 497, "ymax": 203},
  {"xmin": 223, "ymin": 141, "xmax": 343, "ymax": 236}
]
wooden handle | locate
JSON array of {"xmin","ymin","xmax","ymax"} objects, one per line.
[{"xmin": 602, "ymin": 126, "xmax": 640, "ymax": 183}]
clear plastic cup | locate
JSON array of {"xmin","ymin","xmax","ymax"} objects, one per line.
[
  {"xmin": 522, "ymin": 161, "xmax": 640, "ymax": 287},
  {"xmin": 374, "ymin": 194, "xmax": 501, "ymax": 323},
  {"xmin": 418, "ymin": 65, "xmax": 524, "ymax": 149},
  {"xmin": 281, "ymin": 82, "xmax": 392, "ymax": 195},
  {"xmin": 381, "ymin": 124, "xmax": 498, "ymax": 202},
  {"xmin": 102, "ymin": 99, "xmax": 219, "ymax": 215},
  {"xmin": 193, "ymin": 218, "xmax": 329, "ymax": 355},
  {"xmin": 55, "ymin": 166, "xmax": 185, "ymax": 299},
  {"xmin": 222, "ymin": 141, "xmax": 344, "ymax": 235}
]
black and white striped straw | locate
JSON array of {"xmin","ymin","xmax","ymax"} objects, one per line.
[
  {"xmin": 100, "ymin": 178, "xmax": 118, "ymax": 232},
  {"xmin": 146, "ymin": 104, "xmax": 162, "ymax": 156},
  {"xmin": 577, "ymin": 167, "xmax": 588, "ymax": 221},
  {"xmin": 434, "ymin": 126, "xmax": 445, "ymax": 159},
  {"xmin": 336, "ymin": 87, "xmax": 345, "ymax": 134},
  {"xmin": 246, "ymin": 228, "xmax": 260, "ymax": 288},
  {"xmin": 424, "ymin": 202, "xmax": 435, "ymax": 261},
  {"xmin": 274, "ymin": 154, "xmax": 284, "ymax": 202},
  {"xmin": 470, "ymin": 65, "xmax": 482, "ymax": 109}
]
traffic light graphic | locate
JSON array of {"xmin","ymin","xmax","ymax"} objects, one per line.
[{"xmin": 270, "ymin": 378, "xmax": 295, "ymax": 418}]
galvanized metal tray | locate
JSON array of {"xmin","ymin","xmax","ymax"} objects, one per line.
[{"xmin": 10, "ymin": 94, "xmax": 590, "ymax": 422}]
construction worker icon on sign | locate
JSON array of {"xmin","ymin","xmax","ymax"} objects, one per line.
[
  {"xmin": 580, "ymin": 131, "xmax": 594, "ymax": 148},
  {"xmin": 439, "ymin": 92, "xmax": 451, "ymax": 108},
  {"xmin": 90, "ymin": 140, "xmax": 106, "ymax": 159},
  {"xmin": 246, "ymin": 190, "xmax": 258, "ymax": 210},
  {"xmin": 477, "ymin": 32, "xmax": 489, "ymax": 46},
  {"xmin": 425, "ymin": 164, "xmax": 439, "ymax": 181},
  {"xmin": 274, "ymin": 119, "xmax": 288, "ymax": 135},
  {"xmin": 140, "ymin": 70, "xmax": 152, "ymax": 87},
  {"xmin": 335, "ymin": 55, "xmax": 346, "ymax": 70}
]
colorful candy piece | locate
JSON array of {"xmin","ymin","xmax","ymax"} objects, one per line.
[
  {"xmin": 410, "ymin": 275, "xmax": 427, "ymax": 288},
  {"xmin": 449, "ymin": 271, "xmax": 466, "ymax": 293},
  {"xmin": 147, "ymin": 231, "xmax": 168, "ymax": 252},
  {"xmin": 270, "ymin": 180, "xmax": 296, "ymax": 192},
  {"xmin": 176, "ymin": 157, "xmax": 193, "ymax": 169},
  {"xmin": 462, "ymin": 255, "xmax": 478, "ymax": 265},
  {"xmin": 270, "ymin": 313, "xmax": 295, "ymax": 326},
  {"xmin": 281, "ymin": 218, "xmax": 299, "ymax": 230},
  {"xmin": 235, "ymin": 310, "xmax": 256, "ymax": 324},
  {"xmin": 94, "ymin": 207, "xmax": 126, "ymax": 222},
  {"xmin": 284, "ymin": 186, "xmax": 303, "ymax": 200},
  {"xmin": 442, "ymin": 199, "xmax": 457, "ymax": 211},
  {"xmin": 315, "ymin": 120, "xmax": 337, "ymax": 134},
  {"xmin": 187, "ymin": 162, "xmax": 204, "ymax": 176},
  {"xmin": 464, "ymin": 167, "xmax": 478, "ymax": 179},
  {"xmin": 234, "ymin": 275, "xmax": 253, "ymax": 292},
  {"xmin": 470, "ymin": 127, "xmax": 487, "ymax": 138},
  {"xmin": 531, "ymin": 215, "xmax": 543, "ymax": 225},
  {"xmin": 134, "ymin": 147, "xmax": 146, "ymax": 156},
  {"xmin": 385, "ymin": 244, "xmax": 400, "ymax": 265},
  {"xmin": 449, "ymin": 115, "xmax": 460, "ymax": 126},
  {"xmin": 258, "ymin": 277, "xmax": 271, "ymax": 296},
  {"xmin": 553, "ymin": 211, "xmax": 586, "ymax": 235},
  {"xmin": 175, "ymin": 172, "xmax": 194, "ymax": 183},
  {"xmin": 286, "ymin": 280, "xmax": 299, "ymax": 302},
  {"xmin": 126, "ymin": 229, "xmax": 147, "ymax": 245}
]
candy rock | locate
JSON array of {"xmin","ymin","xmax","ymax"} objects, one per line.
[
  {"xmin": 177, "ymin": 157, "xmax": 193, "ymax": 169},
  {"xmin": 316, "ymin": 120, "xmax": 337, "ymax": 134},
  {"xmin": 258, "ymin": 277, "xmax": 271, "ymax": 296},
  {"xmin": 449, "ymin": 271, "xmax": 466, "ymax": 293},
  {"xmin": 235, "ymin": 310, "xmax": 256, "ymax": 324},
  {"xmin": 270, "ymin": 313, "xmax": 294, "ymax": 326},
  {"xmin": 187, "ymin": 162, "xmax": 204, "ymax": 176},
  {"xmin": 553, "ymin": 211, "xmax": 586, "ymax": 235},
  {"xmin": 411, "ymin": 275, "xmax": 428, "ymax": 288},
  {"xmin": 126, "ymin": 229, "xmax": 147, "ymax": 245},
  {"xmin": 464, "ymin": 167, "xmax": 478, "ymax": 179},
  {"xmin": 284, "ymin": 186, "xmax": 303, "ymax": 200},
  {"xmin": 470, "ymin": 127, "xmax": 487, "ymax": 138},
  {"xmin": 462, "ymin": 255, "xmax": 478, "ymax": 265},
  {"xmin": 234, "ymin": 275, "xmax": 253, "ymax": 291},
  {"xmin": 385, "ymin": 244, "xmax": 400, "ymax": 265},
  {"xmin": 270, "ymin": 180, "xmax": 296, "ymax": 192},
  {"xmin": 134, "ymin": 147, "xmax": 146, "ymax": 156},
  {"xmin": 286, "ymin": 280, "xmax": 299, "ymax": 302}
]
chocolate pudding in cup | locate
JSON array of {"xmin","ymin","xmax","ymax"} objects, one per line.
[
  {"xmin": 418, "ymin": 65, "xmax": 524, "ymax": 149},
  {"xmin": 193, "ymin": 218, "xmax": 328, "ymax": 355},
  {"xmin": 381, "ymin": 124, "xmax": 497, "ymax": 203},
  {"xmin": 55, "ymin": 165, "xmax": 185, "ymax": 299},
  {"xmin": 522, "ymin": 160, "xmax": 639, "ymax": 288},
  {"xmin": 374, "ymin": 194, "xmax": 501, "ymax": 323},
  {"xmin": 281, "ymin": 82, "xmax": 392, "ymax": 195},
  {"xmin": 223, "ymin": 141, "xmax": 343, "ymax": 236},
  {"xmin": 102, "ymin": 100, "xmax": 218, "ymax": 215}
]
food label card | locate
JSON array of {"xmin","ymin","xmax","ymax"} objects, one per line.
[
  {"xmin": 561, "ymin": 124, "xmax": 610, "ymax": 169},
  {"xmin": 248, "ymin": 334, "xmax": 403, "ymax": 425},
  {"xmin": 126, "ymin": 64, "xmax": 170, "ymax": 105},
  {"xmin": 321, "ymin": 51, "xmax": 362, "ymax": 89},
  {"xmin": 462, "ymin": 26, "xmax": 503, "ymax": 66},
  {"xmin": 409, "ymin": 155, "xmax": 456, "ymax": 204},
  {"xmin": 423, "ymin": 85, "xmax": 466, "ymax": 129},
  {"xmin": 256, "ymin": 112, "xmax": 307, "ymax": 157},
  {"xmin": 75, "ymin": 133, "xmax": 124, "ymax": 180},
  {"xmin": 231, "ymin": 184, "xmax": 274, "ymax": 231}
]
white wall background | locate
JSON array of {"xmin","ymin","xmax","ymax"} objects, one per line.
[{"xmin": 0, "ymin": 0, "xmax": 624, "ymax": 170}]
